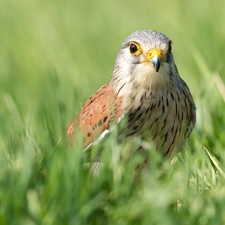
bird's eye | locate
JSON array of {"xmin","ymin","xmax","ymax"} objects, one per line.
[
  {"xmin": 129, "ymin": 42, "xmax": 142, "ymax": 56},
  {"xmin": 130, "ymin": 43, "xmax": 138, "ymax": 53},
  {"xmin": 168, "ymin": 42, "xmax": 172, "ymax": 53}
]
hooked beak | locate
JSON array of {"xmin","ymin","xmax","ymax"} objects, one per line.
[
  {"xmin": 143, "ymin": 48, "xmax": 163, "ymax": 72},
  {"xmin": 150, "ymin": 55, "xmax": 161, "ymax": 72}
]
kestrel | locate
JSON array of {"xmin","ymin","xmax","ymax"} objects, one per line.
[{"xmin": 67, "ymin": 30, "xmax": 196, "ymax": 158}]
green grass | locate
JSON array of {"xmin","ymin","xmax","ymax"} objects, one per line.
[{"xmin": 1, "ymin": 0, "xmax": 225, "ymax": 224}]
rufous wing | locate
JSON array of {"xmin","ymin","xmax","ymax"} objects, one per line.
[{"xmin": 67, "ymin": 83, "xmax": 123, "ymax": 148}]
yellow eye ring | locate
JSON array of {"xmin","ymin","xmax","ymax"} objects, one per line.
[{"xmin": 129, "ymin": 42, "xmax": 142, "ymax": 56}]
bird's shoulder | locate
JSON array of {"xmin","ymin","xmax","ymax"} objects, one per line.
[{"xmin": 67, "ymin": 83, "xmax": 123, "ymax": 148}]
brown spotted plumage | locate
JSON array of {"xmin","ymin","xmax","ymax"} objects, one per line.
[
  {"xmin": 67, "ymin": 30, "xmax": 196, "ymax": 158},
  {"xmin": 67, "ymin": 83, "xmax": 123, "ymax": 148}
]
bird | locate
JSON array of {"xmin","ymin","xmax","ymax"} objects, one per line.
[{"xmin": 67, "ymin": 30, "xmax": 196, "ymax": 159}]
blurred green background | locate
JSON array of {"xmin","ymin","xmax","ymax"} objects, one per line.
[{"xmin": 1, "ymin": 0, "xmax": 225, "ymax": 224}]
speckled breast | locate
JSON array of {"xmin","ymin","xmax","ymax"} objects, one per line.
[{"xmin": 125, "ymin": 85, "xmax": 196, "ymax": 156}]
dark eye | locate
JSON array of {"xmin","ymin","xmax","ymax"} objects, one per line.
[
  {"xmin": 129, "ymin": 42, "xmax": 142, "ymax": 55},
  {"xmin": 168, "ymin": 42, "xmax": 172, "ymax": 53},
  {"xmin": 130, "ymin": 43, "xmax": 138, "ymax": 53}
]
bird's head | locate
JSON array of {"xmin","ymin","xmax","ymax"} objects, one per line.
[{"xmin": 111, "ymin": 30, "xmax": 179, "ymax": 93}]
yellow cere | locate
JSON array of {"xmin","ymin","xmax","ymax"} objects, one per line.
[{"xmin": 146, "ymin": 48, "xmax": 163, "ymax": 61}]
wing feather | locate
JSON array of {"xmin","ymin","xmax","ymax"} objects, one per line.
[{"xmin": 67, "ymin": 83, "xmax": 123, "ymax": 148}]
